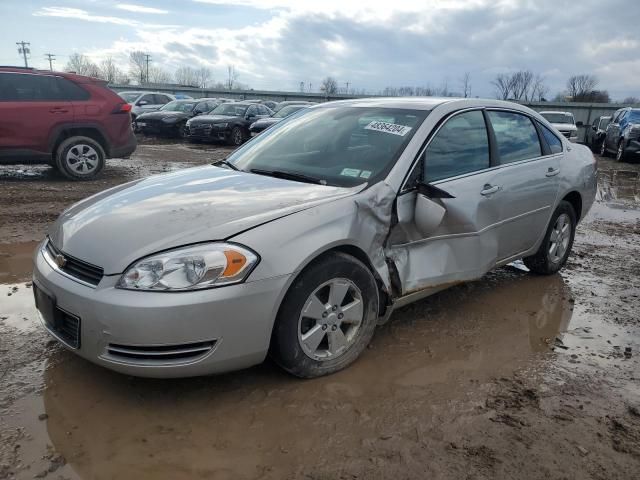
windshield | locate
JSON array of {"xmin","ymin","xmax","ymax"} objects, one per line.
[
  {"xmin": 228, "ymin": 106, "xmax": 428, "ymax": 187},
  {"xmin": 629, "ymin": 111, "xmax": 640, "ymax": 123},
  {"xmin": 119, "ymin": 92, "xmax": 141, "ymax": 102},
  {"xmin": 273, "ymin": 102, "xmax": 306, "ymax": 113},
  {"xmin": 598, "ymin": 117, "xmax": 611, "ymax": 129},
  {"xmin": 160, "ymin": 101, "xmax": 196, "ymax": 112},
  {"xmin": 541, "ymin": 113, "xmax": 574, "ymax": 124},
  {"xmin": 273, "ymin": 105, "xmax": 306, "ymax": 118},
  {"xmin": 211, "ymin": 103, "xmax": 249, "ymax": 116}
]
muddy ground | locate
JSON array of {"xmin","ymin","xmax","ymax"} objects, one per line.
[{"xmin": 1, "ymin": 138, "xmax": 639, "ymax": 480}]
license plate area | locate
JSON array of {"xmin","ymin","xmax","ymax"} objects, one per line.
[{"xmin": 34, "ymin": 284, "xmax": 81, "ymax": 349}]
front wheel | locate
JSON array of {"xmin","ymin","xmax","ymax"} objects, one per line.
[
  {"xmin": 616, "ymin": 139, "xmax": 627, "ymax": 162},
  {"xmin": 599, "ymin": 138, "xmax": 609, "ymax": 157},
  {"xmin": 228, "ymin": 126, "xmax": 244, "ymax": 146},
  {"xmin": 523, "ymin": 201, "xmax": 576, "ymax": 275},
  {"xmin": 270, "ymin": 252, "xmax": 379, "ymax": 378}
]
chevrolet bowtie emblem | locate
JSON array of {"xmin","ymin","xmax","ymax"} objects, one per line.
[{"xmin": 54, "ymin": 254, "xmax": 67, "ymax": 268}]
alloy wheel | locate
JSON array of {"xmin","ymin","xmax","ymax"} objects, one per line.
[
  {"xmin": 548, "ymin": 213, "xmax": 571, "ymax": 264},
  {"xmin": 616, "ymin": 141, "xmax": 624, "ymax": 162},
  {"xmin": 600, "ymin": 140, "xmax": 606, "ymax": 156},
  {"xmin": 297, "ymin": 278, "xmax": 364, "ymax": 361},
  {"xmin": 65, "ymin": 144, "xmax": 99, "ymax": 175}
]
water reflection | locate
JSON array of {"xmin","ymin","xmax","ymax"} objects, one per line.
[{"xmin": 38, "ymin": 269, "xmax": 573, "ymax": 480}]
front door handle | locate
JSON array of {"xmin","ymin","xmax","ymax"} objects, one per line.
[
  {"xmin": 49, "ymin": 107, "xmax": 69, "ymax": 113},
  {"xmin": 480, "ymin": 184, "xmax": 500, "ymax": 196},
  {"xmin": 546, "ymin": 167, "xmax": 560, "ymax": 177}
]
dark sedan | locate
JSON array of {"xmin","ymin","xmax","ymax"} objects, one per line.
[
  {"xmin": 185, "ymin": 102, "xmax": 272, "ymax": 145},
  {"xmin": 135, "ymin": 99, "xmax": 220, "ymax": 137},
  {"xmin": 249, "ymin": 105, "xmax": 309, "ymax": 135}
]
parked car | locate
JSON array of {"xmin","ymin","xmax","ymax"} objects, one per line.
[
  {"xmin": 272, "ymin": 100, "xmax": 315, "ymax": 113},
  {"xmin": 134, "ymin": 98, "xmax": 221, "ymax": 138},
  {"xmin": 117, "ymin": 91, "xmax": 175, "ymax": 121},
  {"xmin": 601, "ymin": 107, "xmax": 640, "ymax": 162},
  {"xmin": 539, "ymin": 111, "xmax": 578, "ymax": 142},
  {"xmin": 249, "ymin": 104, "xmax": 309, "ymax": 135},
  {"xmin": 259, "ymin": 100, "xmax": 278, "ymax": 110},
  {"xmin": 185, "ymin": 102, "xmax": 272, "ymax": 145},
  {"xmin": 585, "ymin": 115, "xmax": 610, "ymax": 152},
  {"xmin": 33, "ymin": 98, "xmax": 596, "ymax": 379},
  {"xmin": 0, "ymin": 66, "xmax": 136, "ymax": 179}
]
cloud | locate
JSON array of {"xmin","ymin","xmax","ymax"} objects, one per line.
[
  {"xmin": 33, "ymin": 7, "xmax": 139, "ymax": 26},
  {"xmin": 116, "ymin": 4, "xmax": 169, "ymax": 14}
]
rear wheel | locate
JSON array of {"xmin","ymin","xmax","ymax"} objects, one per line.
[
  {"xmin": 55, "ymin": 136, "xmax": 105, "ymax": 180},
  {"xmin": 270, "ymin": 252, "xmax": 379, "ymax": 378},
  {"xmin": 523, "ymin": 201, "xmax": 576, "ymax": 275},
  {"xmin": 599, "ymin": 138, "xmax": 609, "ymax": 157}
]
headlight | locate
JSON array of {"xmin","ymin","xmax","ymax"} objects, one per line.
[
  {"xmin": 162, "ymin": 117, "xmax": 179, "ymax": 123},
  {"xmin": 214, "ymin": 123, "xmax": 228, "ymax": 128},
  {"xmin": 117, "ymin": 243, "xmax": 258, "ymax": 291}
]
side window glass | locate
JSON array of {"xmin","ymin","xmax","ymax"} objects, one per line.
[
  {"xmin": 157, "ymin": 95, "xmax": 171, "ymax": 104},
  {"xmin": 423, "ymin": 110, "xmax": 490, "ymax": 182},
  {"xmin": 140, "ymin": 94, "xmax": 155, "ymax": 104},
  {"xmin": 488, "ymin": 111, "xmax": 542, "ymax": 164},
  {"xmin": 56, "ymin": 77, "xmax": 89, "ymax": 101},
  {"xmin": 0, "ymin": 73, "xmax": 20, "ymax": 101},
  {"xmin": 247, "ymin": 105, "xmax": 257, "ymax": 116},
  {"xmin": 538, "ymin": 123, "xmax": 563, "ymax": 154}
]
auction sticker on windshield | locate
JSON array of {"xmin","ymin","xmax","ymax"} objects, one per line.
[{"xmin": 364, "ymin": 121, "xmax": 412, "ymax": 136}]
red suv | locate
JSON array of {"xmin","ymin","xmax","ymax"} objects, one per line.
[{"xmin": 0, "ymin": 67, "xmax": 136, "ymax": 179}]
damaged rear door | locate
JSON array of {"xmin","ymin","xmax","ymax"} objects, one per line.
[{"xmin": 387, "ymin": 109, "xmax": 504, "ymax": 295}]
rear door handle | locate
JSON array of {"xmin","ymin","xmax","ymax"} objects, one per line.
[
  {"xmin": 546, "ymin": 167, "xmax": 560, "ymax": 177},
  {"xmin": 480, "ymin": 184, "xmax": 500, "ymax": 196}
]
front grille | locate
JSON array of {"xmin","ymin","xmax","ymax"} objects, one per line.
[
  {"xmin": 188, "ymin": 124, "xmax": 212, "ymax": 137},
  {"xmin": 105, "ymin": 340, "xmax": 217, "ymax": 364},
  {"xmin": 46, "ymin": 240, "xmax": 104, "ymax": 286}
]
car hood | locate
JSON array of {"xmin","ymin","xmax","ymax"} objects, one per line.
[
  {"xmin": 49, "ymin": 166, "xmax": 358, "ymax": 274},
  {"xmin": 551, "ymin": 123, "xmax": 577, "ymax": 132},
  {"xmin": 189, "ymin": 114, "xmax": 239, "ymax": 125},
  {"xmin": 137, "ymin": 111, "xmax": 190, "ymax": 121}
]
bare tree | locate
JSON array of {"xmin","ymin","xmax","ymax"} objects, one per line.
[
  {"xmin": 226, "ymin": 65, "xmax": 239, "ymax": 90},
  {"xmin": 147, "ymin": 66, "xmax": 172, "ymax": 85},
  {"xmin": 566, "ymin": 74, "xmax": 598, "ymax": 101},
  {"xmin": 530, "ymin": 74, "xmax": 549, "ymax": 101},
  {"xmin": 320, "ymin": 76, "xmax": 338, "ymax": 95},
  {"xmin": 175, "ymin": 66, "xmax": 199, "ymax": 87},
  {"xmin": 623, "ymin": 96, "xmax": 640, "ymax": 104},
  {"xmin": 65, "ymin": 53, "xmax": 99, "ymax": 77},
  {"xmin": 129, "ymin": 51, "xmax": 147, "ymax": 84},
  {"xmin": 196, "ymin": 67, "xmax": 212, "ymax": 88},
  {"xmin": 492, "ymin": 73, "xmax": 511, "ymax": 100},
  {"xmin": 461, "ymin": 72, "xmax": 471, "ymax": 98},
  {"xmin": 98, "ymin": 57, "xmax": 127, "ymax": 84}
]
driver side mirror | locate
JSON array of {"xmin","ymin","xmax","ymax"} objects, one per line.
[{"xmin": 413, "ymin": 181, "xmax": 454, "ymax": 236}]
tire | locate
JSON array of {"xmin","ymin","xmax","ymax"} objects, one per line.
[
  {"xmin": 54, "ymin": 136, "xmax": 105, "ymax": 180},
  {"xmin": 523, "ymin": 201, "xmax": 576, "ymax": 275},
  {"xmin": 599, "ymin": 138, "xmax": 609, "ymax": 157},
  {"xmin": 270, "ymin": 252, "xmax": 379, "ymax": 378},
  {"xmin": 177, "ymin": 123, "xmax": 187, "ymax": 139},
  {"xmin": 228, "ymin": 126, "xmax": 244, "ymax": 146},
  {"xmin": 615, "ymin": 139, "xmax": 627, "ymax": 162}
]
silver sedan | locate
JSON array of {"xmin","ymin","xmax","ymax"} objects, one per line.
[{"xmin": 33, "ymin": 98, "xmax": 597, "ymax": 378}]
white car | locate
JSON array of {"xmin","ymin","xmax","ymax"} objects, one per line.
[
  {"xmin": 539, "ymin": 111, "xmax": 578, "ymax": 142},
  {"xmin": 117, "ymin": 91, "xmax": 176, "ymax": 121}
]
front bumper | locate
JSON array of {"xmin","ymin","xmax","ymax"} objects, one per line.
[
  {"xmin": 136, "ymin": 121, "xmax": 181, "ymax": 136},
  {"xmin": 186, "ymin": 124, "xmax": 230, "ymax": 141},
  {"xmin": 33, "ymin": 244, "xmax": 290, "ymax": 378}
]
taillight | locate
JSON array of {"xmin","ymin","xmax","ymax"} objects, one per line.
[{"xmin": 112, "ymin": 103, "xmax": 132, "ymax": 114}]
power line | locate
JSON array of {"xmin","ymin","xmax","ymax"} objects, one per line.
[
  {"xmin": 16, "ymin": 41, "xmax": 30, "ymax": 67},
  {"xmin": 44, "ymin": 53, "xmax": 55, "ymax": 71}
]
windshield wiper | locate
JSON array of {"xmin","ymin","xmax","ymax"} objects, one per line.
[
  {"xmin": 213, "ymin": 159, "xmax": 239, "ymax": 171},
  {"xmin": 250, "ymin": 168, "xmax": 325, "ymax": 185}
]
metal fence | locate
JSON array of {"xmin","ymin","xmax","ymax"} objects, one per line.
[{"xmin": 110, "ymin": 84, "xmax": 638, "ymax": 142}]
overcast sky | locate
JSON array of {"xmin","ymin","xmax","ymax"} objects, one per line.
[{"xmin": 1, "ymin": 0, "xmax": 638, "ymax": 99}]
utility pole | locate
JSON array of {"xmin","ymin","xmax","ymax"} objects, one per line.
[
  {"xmin": 144, "ymin": 53, "xmax": 151, "ymax": 83},
  {"xmin": 44, "ymin": 53, "xmax": 55, "ymax": 71},
  {"xmin": 345, "ymin": 81, "xmax": 350, "ymax": 94},
  {"xmin": 16, "ymin": 41, "xmax": 30, "ymax": 67}
]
